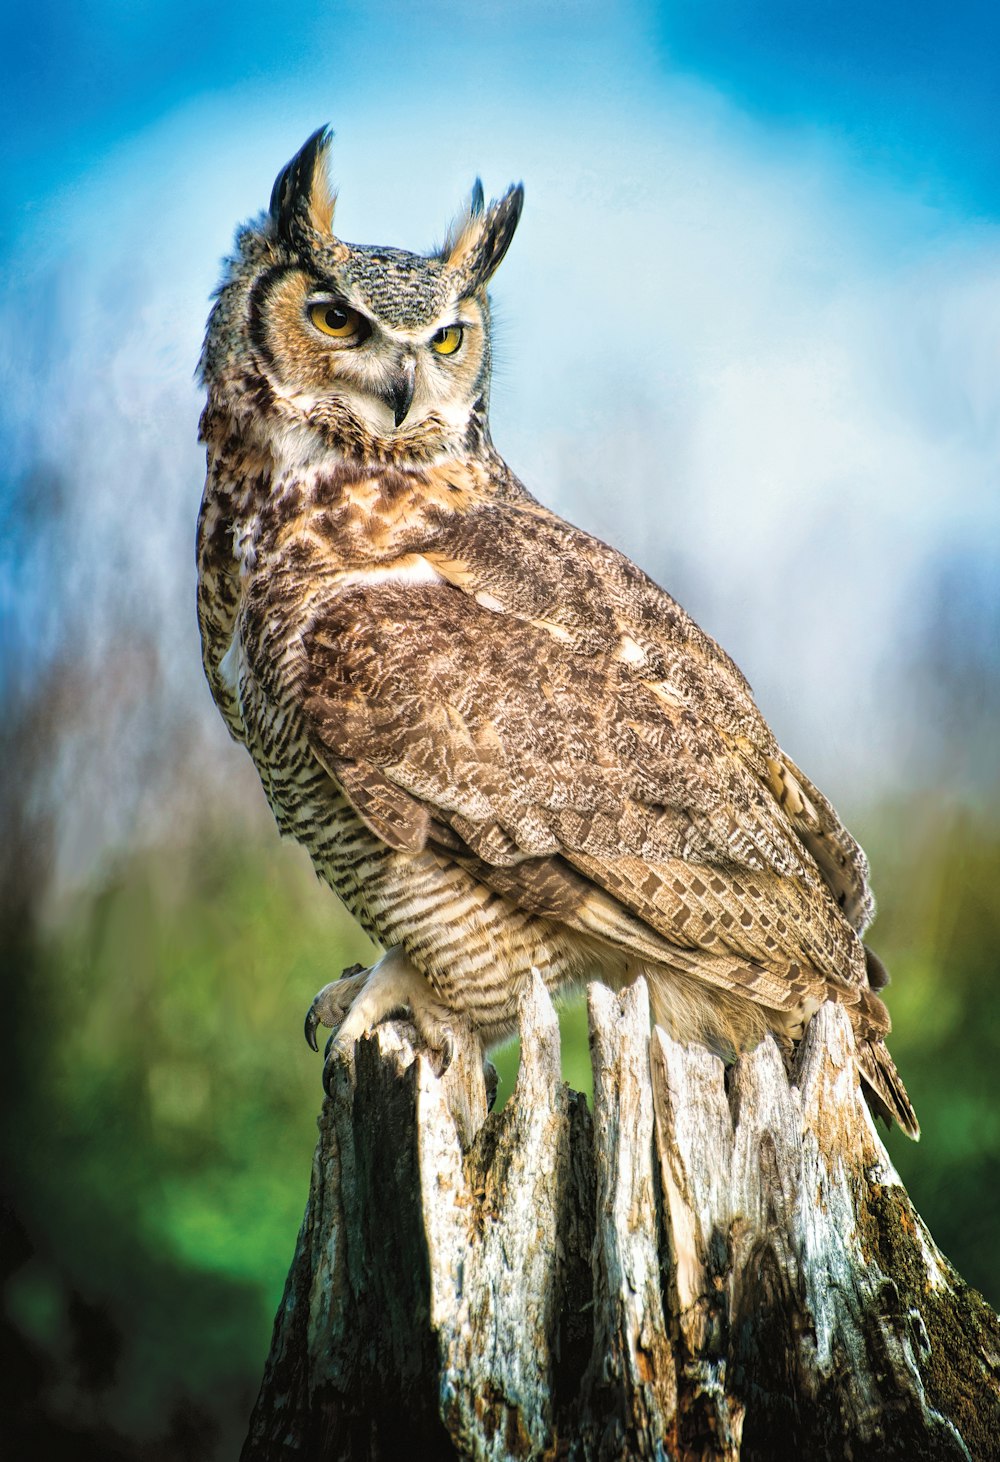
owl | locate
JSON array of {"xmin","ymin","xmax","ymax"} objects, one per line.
[{"xmin": 197, "ymin": 128, "xmax": 918, "ymax": 1138}]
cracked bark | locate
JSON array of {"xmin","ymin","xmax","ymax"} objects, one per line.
[{"xmin": 241, "ymin": 976, "xmax": 1000, "ymax": 1461}]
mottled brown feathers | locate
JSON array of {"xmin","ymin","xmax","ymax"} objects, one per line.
[{"xmin": 196, "ymin": 130, "xmax": 919, "ymax": 1138}]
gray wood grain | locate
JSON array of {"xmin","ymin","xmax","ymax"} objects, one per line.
[{"xmin": 242, "ymin": 981, "xmax": 1000, "ymax": 1461}]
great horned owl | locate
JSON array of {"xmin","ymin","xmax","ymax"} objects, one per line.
[{"xmin": 197, "ymin": 128, "xmax": 918, "ymax": 1137}]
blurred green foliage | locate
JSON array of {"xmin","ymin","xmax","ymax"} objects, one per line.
[
  {"xmin": 2, "ymin": 833, "xmax": 377, "ymax": 1457},
  {"xmin": 863, "ymin": 802, "xmax": 1000, "ymax": 1297},
  {"xmin": 3, "ymin": 801, "xmax": 999, "ymax": 1457}
]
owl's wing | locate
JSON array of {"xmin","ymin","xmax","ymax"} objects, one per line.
[
  {"xmin": 420, "ymin": 479, "xmax": 874, "ymax": 932},
  {"xmin": 299, "ymin": 576, "xmax": 872, "ymax": 1004}
]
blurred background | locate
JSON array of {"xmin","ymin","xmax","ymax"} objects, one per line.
[{"xmin": 2, "ymin": 2, "xmax": 999, "ymax": 1456}]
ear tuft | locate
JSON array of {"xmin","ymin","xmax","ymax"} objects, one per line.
[
  {"xmin": 439, "ymin": 178, "xmax": 486, "ymax": 260},
  {"xmin": 441, "ymin": 182, "xmax": 523, "ymax": 291},
  {"xmin": 269, "ymin": 127, "xmax": 338, "ymax": 247}
]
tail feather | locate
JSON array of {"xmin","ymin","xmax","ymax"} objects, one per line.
[{"xmin": 857, "ymin": 1037, "xmax": 920, "ymax": 1140}]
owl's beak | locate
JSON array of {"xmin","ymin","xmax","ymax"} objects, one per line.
[{"xmin": 386, "ymin": 356, "xmax": 416, "ymax": 428}]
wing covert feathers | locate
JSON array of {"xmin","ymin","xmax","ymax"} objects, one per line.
[
  {"xmin": 300, "ymin": 579, "xmax": 884, "ymax": 1035},
  {"xmin": 313, "ymin": 751, "xmax": 431, "ymax": 854}
]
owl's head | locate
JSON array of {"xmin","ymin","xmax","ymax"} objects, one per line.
[{"xmin": 201, "ymin": 128, "xmax": 523, "ymax": 465}]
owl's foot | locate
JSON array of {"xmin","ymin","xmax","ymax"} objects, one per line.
[
  {"xmin": 304, "ymin": 963, "xmax": 369, "ymax": 1052},
  {"xmin": 305, "ymin": 947, "xmax": 457, "ymax": 1093}
]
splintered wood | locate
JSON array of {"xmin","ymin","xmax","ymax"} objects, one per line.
[{"xmin": 242, "ymin": 978, "xmax": 1000, "ymax": 1461}]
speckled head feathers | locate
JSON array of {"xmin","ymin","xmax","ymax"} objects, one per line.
[
  {"xmin": 201, "ymin": 126, "xmax": 524, "ymax": 458},
  {"xmin": 266, "ymin": 128, "xmax": 447, "ymax": 325},
  {"xmin": 266, "ymin": 125, "xmax": 523, "ymax": 328}
]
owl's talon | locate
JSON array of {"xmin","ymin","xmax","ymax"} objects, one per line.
[
  {"xmin": 311, "ymin": 947, "xmax": 460, "ymax": 1090},
  {"xmin": 439, "ymin": 1030, "xmax": 456, "ymax": 1073},
  {"xmin": 304, "ymin": 964, "xmax": 370, "ymax": 1051},
  {"xmin": 304, "ymin": 1005, "xmax": 321, "ymax": 1052},
  {"xmin": 322, "ymin": 1027, "xmax": 365, "ymax": 1094}
]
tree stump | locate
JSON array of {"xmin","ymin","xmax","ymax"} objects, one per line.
[{"xmin": 241, "ymin": 976, "xmax": 1000, "ymax": 1461}]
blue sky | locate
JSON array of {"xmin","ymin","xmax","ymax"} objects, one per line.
[
  {"xmin": 2, "ymin": 1, "xmax": 998, "ymax": 880},
  {"xmin": 659, "ymin": 2, "xmax": 1000, "ymax": 209},
  {"xmin": 4, "ymin": 1, "xmax": 999, "ymax": 219}
]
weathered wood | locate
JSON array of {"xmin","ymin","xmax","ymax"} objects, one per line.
[
  {"xmin": 581, "ymin": 980, "xmax": 677, "ymax": 1460},
  {"xmin": 242, "ymin": 978, "xmax": 1000, "ymax": 1462},
  {"xmin": 419, "ymin": 974, "xmax": 581, "ymax": 1458},
  {"xmin": 651, "ymin": 1017, "xmax": 742, "ymax": 1459},
  {"xmin": 651, "ymin": 1003, "xmax": 1000, "ymax": 1460}
]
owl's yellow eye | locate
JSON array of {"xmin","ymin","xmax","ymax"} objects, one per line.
[
  {"xmin": 309, "ymin": 302, "xmax": 366, "ymax": 340},
  {"xmin": 430, "ymin": 324, "xmax": 463, "ymax": 356}
]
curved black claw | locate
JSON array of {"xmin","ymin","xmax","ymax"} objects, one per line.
[
  {"xmin": 303, "ymin": 962, "xmax": 367, "ymax": 1051},
  {"xmin": 304, "ymin": 1000, "xmax": 322, "ymax": 1052},
  {"xmin": 484, "ymin": 1059, "xmax": 499, "ymax": 1113},
  {"xmin": 322, "ymin": 1031, "xmax": 344, "ymax": 1097}
]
